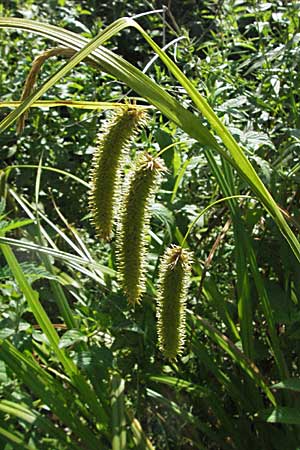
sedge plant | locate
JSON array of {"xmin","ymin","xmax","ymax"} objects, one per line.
[{"xmin": 0, "ymin": 6, "xmax": 300, "ymax": 450}]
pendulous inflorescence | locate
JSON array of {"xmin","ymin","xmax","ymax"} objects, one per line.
[
  {"xmin": 117, "ymin": 152, "xmax": 167, "ymax": 304},
  {"xmin": 156, "ymin": 245, "xmax": 193, "ymax": 359},
  {"xmin": 89, "ymin": 106, "xmax": 147, "ymax": 240}
]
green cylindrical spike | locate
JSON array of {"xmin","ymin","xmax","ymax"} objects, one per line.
[
  {"xmin": 156, "ymin": 245, "xmax": 192, "ymax": 359},
  {"xmin": 117, "ymin": 152, "xmax": 167, "ymax": 304},
  {"xmin": 89, "ymin": 106, "xmax": 147, "ymax": 240}
]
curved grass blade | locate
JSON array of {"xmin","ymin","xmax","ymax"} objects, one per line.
[
  {"xmin": 0, "ymin": 100, "xmax": 138, "ymax": 110},
  {"xmin": 204, "ymin": 149, "xmax": 288, "ymax": 377},
  {"xmin": 193, "ymin": 313, "xmax": 276, "ymax": 406},
  {"xmin": 0, "ymin": 423, "xmax": 36, "ymax": 450},
  {"xmin": 5, "ymin": 188, "xmax": 108, "ymax": 285},
  {"xmin": 148, "ymin": 374, "xmax": 242, "ymax": 448},
  {"xmin": 5, "ymin": 164, "xmax": 90, "ymax": 189},
  {"xmin": 0, "ymin": 235, "xmax": 115, "ymax": 276},
  {"xmin": 0, "ymin": 17, "xmax": 217, "ymax": 149},
  {"xmin": 0, "ymin": 244, "xmax": 107, "ymax": 425},
  {"xmin": 0, "ymin": 18, "xmax": 240, "ymax": 183},
  {"xmin": 34, "ymin": 154, "xmax": 77, "ymax": 330},
  {"xmin": 148, "ymin": 374, "xmax": 211, "ymax": 395},
  {"xmin": 0, "ymin": 400, "xmax": 80, "ymax": 450},
  {"xmin": 0, "ymin": 340, "xmax": 105, "ymax": 449},
  {"xmin": 190, "ymin": 329, "xmax": 254, "ymax": 409},
  {"xmin": 0, "ymin": 17, "xmax": 298, "ymax": 262},
  {"xmin": 125, "ymin": 17, "xmax": 300, "ymax": 263},
  {"xmin": 146, "ymin": 388, "xmax": 222, "ymax": 449}
]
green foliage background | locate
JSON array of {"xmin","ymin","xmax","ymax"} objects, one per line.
[{"xmin": 0, "ymin": 0, "xmax": 300, "ymax": 449}]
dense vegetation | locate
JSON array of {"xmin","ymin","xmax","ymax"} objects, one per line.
[{"xmin": 0, "ymin": 1, "xmax": 300, "ymax": 449}]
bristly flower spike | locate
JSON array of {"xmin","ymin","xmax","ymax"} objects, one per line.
[
  {"xmin": 156, "ymin": 245, "xmax": 193, "ymax": 359},
  {"xmin": 117, "ymin": 152, "xmax": 167, "ymax": 304},
  {"xmin": 89, "ymin": 106, "xmax": 147, "ymax": 240}
]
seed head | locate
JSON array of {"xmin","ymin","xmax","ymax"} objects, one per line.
[
  {"xmin": 156, "ymin": 245, "xmax": 192, "ymax": 359},
  {"xmin": 89, "ymin": 106, "xmax": 147, "ymax": 240},
  {"xmin": 117, "ymin": 152, "xmax": 167, "ymax": 304}
]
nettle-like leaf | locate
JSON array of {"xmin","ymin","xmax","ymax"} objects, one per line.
[
  {"xmin": 0, "ymin": 262, "xmax": 60, "ymax": 284},
  {"xmin": 89, "ymin": 105, "xmax": 148, "ymax": 240},
  {"xmin": 117, "ymin": 152, "xmax": 167, "ymax": 304},
  {"xmin": 156, "ymin": 245, "xmax": 192, "ymax": 359}
]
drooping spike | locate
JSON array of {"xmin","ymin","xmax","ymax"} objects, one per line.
[
  {"xmin": 156, "ymin": 245, "xmax": 192, "ymax": 359},
  {"xmin": 89, "ymin": 106, "xmax": 147, "ymax": 240},
  {"xmin": 117, "ymin": 152, "xmax": 167, "ymax": 304}
]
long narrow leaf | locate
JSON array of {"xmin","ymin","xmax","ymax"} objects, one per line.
[
  {"xmin": 34, "ymin": 156, "xmax": 77, "ymax": 329},
  {"xmin": 0, "ymin": 235, "xmax": 114, "ymax": 276},
  {"xmin": 2, "ymin": 18, "xmax": 297, "ymax": 263},
  {"xmin": 0, "ymin": 99, "xmax": 127, "ymax": 109},
  {"xmin": 0, "ymin": 424, "xmax": 35, "ymax": 450},
  {"xmin": 111, "ymin": 373, "xmax": 127, "ymax": 450},
  {"xmin": 127, "ymin": 17, "xmax": 300, "ymax": 262},
  {"xmin": 0, "ymin": 18, "xmax": 216, "ymax": 149},
  {"xmin": 0, "ymin": 244, "xmax": 107, "ymax": 425},
  {"xmin": 6, "ymin": 164, "xmax": 90, "ymax": 188},
  {"xmin": 0, "ymin": 400, "xmax": 80, "ymax": 450},
  {"xmin": 0, "ymin": 340, "xmax": 104, "ymax": 449},
  {"xmin": 193, "ymin": 313, "xmax": 276, "ymax": 406}
]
